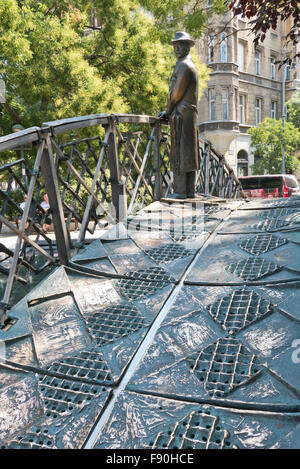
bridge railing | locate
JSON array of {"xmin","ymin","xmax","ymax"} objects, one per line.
[
  {"xmin": 0, "ymin": 113, "xmax": 243, "ymax": 326},
  {"xmin": 196, "ymin": 134, "xmax": 242, "ymax": 199}
]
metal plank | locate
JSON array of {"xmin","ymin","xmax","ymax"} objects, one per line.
[
  {"xmin": 42, "ymin": 114, "xmax": 110, "ymax": 135},
  {"xmin": 0, "ymin": 127, "xmax": 40, "ymax": 152}
]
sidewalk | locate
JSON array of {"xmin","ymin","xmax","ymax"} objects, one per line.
[{"xmin": 0, "ymin": 196, "xmax": 300, "ymax": 449}]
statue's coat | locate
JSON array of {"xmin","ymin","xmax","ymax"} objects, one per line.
[{"xmin": 166, "ymin": 54, "xmax": 199, "ymax": 173}]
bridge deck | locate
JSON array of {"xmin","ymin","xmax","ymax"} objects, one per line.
[{"xmin": 1, "ymin": 196, "xmax": 300, "ymax": 450}]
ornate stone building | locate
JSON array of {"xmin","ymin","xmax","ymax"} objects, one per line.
[{"xmin": 197, "ymin": 11, "xmax": 300, "ymax": 176}]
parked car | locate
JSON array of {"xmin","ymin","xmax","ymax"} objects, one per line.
[{"xmin": 238, "ymin": 174, "xmax": 300, "ymax": 199}]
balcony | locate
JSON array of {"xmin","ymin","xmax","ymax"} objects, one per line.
[
  {"xmin": 208, "ymin": 62, "xmax": 239, "ymax": 74},
  {"xmin": 198, "ymin": 120, "xmax": 240, "ymax": 133},
  {"xmin": 239, "ymin": 71, "xmax": 280, "ymax": 91}
]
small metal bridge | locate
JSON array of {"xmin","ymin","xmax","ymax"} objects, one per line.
[
  {"xmin": 0, "ymin": 113, "xmax": 243, "ymax": 326},
  {"xmin": 1, "ymin": 193, "xmax": 300, "ymax": 449}
]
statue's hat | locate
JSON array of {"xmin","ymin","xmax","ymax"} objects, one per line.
[{"xmin": 170, "ymin": 31, "xmax": 195, "ymax": 46}]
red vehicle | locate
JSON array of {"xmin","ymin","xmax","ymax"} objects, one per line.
[{"xmin": 238, "ymin": 174, "xmax": 300, "ymax": 199}]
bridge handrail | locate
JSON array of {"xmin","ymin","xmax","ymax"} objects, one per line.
[
  {"xmin": 0, "ymin": 127, "xmax": 41, "ymax": 152},
  {"xmin": 0, "ymin": 115, "xmax": 242, "ymax": 191},
  {"xmin": 0, "ymin": 113, "xmax": 243, "ymax": 326}
]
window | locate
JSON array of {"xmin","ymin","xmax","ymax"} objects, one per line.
[
  {"xmin": 237, "ymin": 150, "xmax": 248, "ymax": 177},
  {"xmin": 284, "ymin": 175, "xmax": 299, "ymax": 188},
  {"xmin": 239, "ymin": 176, "xmax": 282, "ymax": 190},
  {"xmin": 208, "ymin": 35, "xmax": 214, "ymax": 63},
  {"xmin": 222, "ymin": 89, "xmax": 229, "ymax": 120},
  {"xmin": 238, "ymin": 42, "xmax": 245, "ymax": 71},
  {"xmin": 239, "ymin": 95, "xmax": 245, "ymax": 124},
  {"xmin": 220, "ymin": 33, "xmax": 227, "ymax": 62},
  {"xmin": 255, "ymin": 50, "xmax": 261, "ymax": 75},
  {"xmin": 270, "ymin": 57, "xmax": 276, "ymax": 80},
  {"xmin": 286, "ymin": 64, "xmax": 290, "ymax": 80},
  {"xmin": 271, "ymin": 101, "xmax": 277, "ymax": 119},
  {"xmin": 209, "ymin": 89, "xmax": 216, "ymax": 120},
  {"xmin": 255, "ymin": 98, "xmax": 262, "ymax": 124}
]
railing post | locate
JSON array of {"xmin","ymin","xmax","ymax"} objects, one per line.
[
  {"xmin": 0, "ymin": 174, "xmax": 13, "ymax": 233},
  {"xmin": 227, "ymin": 171, "xmax": 233, "ymax": 198},
  {"xmin": 40, "ymin": 132, "xmax": 70, "ymax": 265},
  {"xmin": 154, "ymin": 122, "xmax": 162, "ymax": 201},
  {"xmin": 0, "ymin": 302, "xmax": 8, "ymax": 327},
  {"xmin": 204, "ymin": 144, "xmax": 210, "ymax": 195},
  {"xmin": 218, "ymin": 159, "xmax": 225, "ymax": 198},
  {"xmin": 106, "ymin": 120, "xmax": 127, "ymax": 223}
]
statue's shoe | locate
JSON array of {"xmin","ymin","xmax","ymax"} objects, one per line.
[{"xmin": 167, "ymin": 192, "xmax": 187, "ymax": 199}]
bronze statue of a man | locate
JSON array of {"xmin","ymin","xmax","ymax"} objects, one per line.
[{"xmin": 159, "ymin": 31, "xmax": 199, "ymax": 198}]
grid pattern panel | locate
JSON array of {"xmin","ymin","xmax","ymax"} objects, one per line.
[
  {"xmin": 255, "ymin": 208, "xmax": 300, "ymax": 219},
  {"xmin": 38, "ymin": 375, "xmax": 108, "ymax": 415},
  {"xmin": 252, "ymin": 218, "xmax": 296, "ymax": 232},
  {"xmin": 186, "ymin": 337, "xmax": 262, "ymax": 397},
  {"xmin": 86, "ymin": 303, "xmax": 146, "ymax": 346},
  {"xmin": 169, "ymin": 227, "xmax": 203, "ymax": 242},
  {"xmin": 288, "ymin": 212, "xmax": 300, "ymax": 222},
  {"xmin": 2, "ymin": 425, "xmax": 57, "ymax": 449},
  {"xmin": 44, "ymin": 350, "xmax": 114, "ymax": 385},
  {"xmin": 257, "ymin": 199, "xmax": 300, "ymax": 207},
  {"xmin": 204, "ymin": 206, "xmax": 228, "ymax": 216},
  {"xmin": 127, "ymin": 218, "xmax": 204, "ymax": 240},
  {"xmin": 240, "ymin": 233, "xmax": 288, "ymax": 255},
  {"xmin": 118, "ymin": 267, "xmax": 174, "ymax": 300},
  {"xmin": 207, "ymin": 287, "xmax": 274, "ymax": 333},
  {"xmin": 2, "ymin": 377, "xmax": 109, "ymax": 449},
  {"xmin": 226, "ymin": 257, "xmax": 280, "ymax": 281},
  {"xmin": 127, "ymin": 217, "xmax": 161, "ymax": 231},
  {"xmin": 152, "ymin": 409, "xmax": 236, "ymax": 449},
  {"xmin": 145, "ymin": 244, "xmax": 196, "ymax": 264}
]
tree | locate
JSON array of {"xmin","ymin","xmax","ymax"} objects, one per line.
[
  {"xmin": 248, "ymin": 117, "xmax": 300, "ymax": 174},
  {"xmin": 0, "ymin": 0, "xmax": 210, "ymax": 136},
  {"xmin": 287, "ymin": 92, "xmax": 300, "ymax": 129},
  {"xmin": 229, "ymin": 0, "xmax": 300, "ymax": 52},
  {"xmin": 85, "ymin": 1, "xmax": 209, "ymax": 114},
  {"xmin": 139, "ymin": 0, "xmax": 227, "ymax": 42},
  {"xmin": 0, "ymin": 0, "xmax": 126, "ymax": 132}
]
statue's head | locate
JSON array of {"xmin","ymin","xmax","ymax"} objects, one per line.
[{"xmin": 170, "ymin": 31, "xmax": 195, "ymax": 59}]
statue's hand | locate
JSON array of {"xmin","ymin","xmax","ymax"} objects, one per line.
[{"xmin": 158, "ymin": 110, "xmax": 168, "ymax": 121}]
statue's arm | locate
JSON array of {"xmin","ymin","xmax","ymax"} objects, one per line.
[{"xmin": 166, "ymin": 64, "xmax": 191, "ymax": 115}]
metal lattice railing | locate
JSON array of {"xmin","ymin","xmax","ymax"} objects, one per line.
[
  {"xmin": 196, "ymin": 135, "xmax": 241, "ymax": 199},
  {"xmin": 0, "ymin": 113, "xmax": 243, "ymax": 326}
]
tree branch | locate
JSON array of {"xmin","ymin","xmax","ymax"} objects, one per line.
[
  {"xmin": 40, "ymin": 95, "xmax": 49, "ymax": 114},
  {"xmin": 84, "ymin": 25, "xmax": 102, "ymax": 31},
  {"xmin": 3, "ymin": 100, "xmax": 25, "ymax": 127}
]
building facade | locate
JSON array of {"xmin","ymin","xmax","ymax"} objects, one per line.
[{"xmin": 197, "ymin": 11, "xmax": 300, "ymax": 177}]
